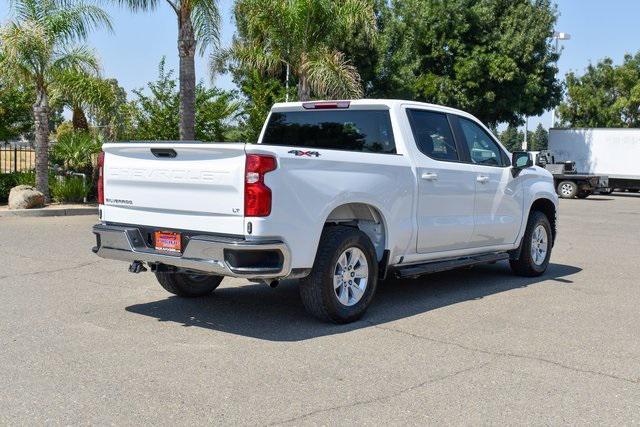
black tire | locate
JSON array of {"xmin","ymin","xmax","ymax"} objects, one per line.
[
  {"xmin": 510, "ymin": 211, "xmax": 552, "ymax": 277},
  {"xmin": 155, "ymin": 272, "xmax": 223, "ymax": 297},
  {"xmin": 628, "ymin": 189, "xmax": 640, "ymax": 193},
  {"xmin": 599, "ymin": 189, "xmax": 613, "ymax": 195},
  {"xmin": 557, "ymin": 181, "xmax": 578, "ymax": 199},
  {"xmin": 299, "ymin": 226, "xmax": 379, "ymax": 324},
  {"xmin": 576, "ymin": 191, "xmax": 590, "ymax": 199}
]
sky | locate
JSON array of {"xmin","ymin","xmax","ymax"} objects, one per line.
[{"xmin": 2, "ymin": 0, "xmax": 640, "ymax": 130}]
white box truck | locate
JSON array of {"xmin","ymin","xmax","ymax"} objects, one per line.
[{"xmin": 549, "ymin": 128, "xmax": 640, "ymax": 193}]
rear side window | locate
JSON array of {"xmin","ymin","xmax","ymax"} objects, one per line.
[
  {"xmin": 262, "ymin": 110, "xmax": 396, "ymax": 154},
  {"xmin": 406, "ymin": 109, "xmax": 459, "ymax": 161}
]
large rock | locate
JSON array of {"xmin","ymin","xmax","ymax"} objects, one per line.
[{"xmin": 8, "ymin": 185, "xmax": 45, "ymax": 210}]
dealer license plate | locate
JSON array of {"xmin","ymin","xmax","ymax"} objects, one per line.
[{"xmin": 154, "ymin": 231, "xmax": 182, "ymax": 253}]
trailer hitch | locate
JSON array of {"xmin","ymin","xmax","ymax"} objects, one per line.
[{"xmin": 128, "ymin": 261, "xmax": 147, "ymax": 274}]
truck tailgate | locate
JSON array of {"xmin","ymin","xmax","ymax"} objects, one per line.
[{"xmin": 101, "ymin": 143, "xmax": 246, "ymax": 235}]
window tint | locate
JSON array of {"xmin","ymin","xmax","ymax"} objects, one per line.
[
  {"xmin": 406, "ymin": 110, "xmax": 458, "ymax": 161},
  {"xmin": 459, "ymin": 118, "xmax": 506, "ymax": 167},
  {"xmin": 262, "ymin": 110, "xmax": 396, "ymax": 154}
]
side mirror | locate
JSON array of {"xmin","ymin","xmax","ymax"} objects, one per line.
[
  {"xmin": 511, "ymin": 151, "xmax": 533, "ymax": 176},
  {"xmin": 512, "ymin": 151, "xmax": 533, "ymax": 168}
]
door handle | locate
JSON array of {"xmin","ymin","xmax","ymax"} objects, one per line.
[
  {"xmin": 477, "ymin": 175, "xmax": 490, "ymax": 184},
  {"xmin": 421, "ymin": 172, "xmax": 438, "ymax": 181}
]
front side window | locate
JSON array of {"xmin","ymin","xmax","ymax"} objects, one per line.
[
  {"xmin": 262, "ymin": 110, "xmax": 396, "ymax": 154},
  {"xmin": 459, "ymin": 118, "xmax": 506, "ymax": 167},
  {"xmin": 406, "ymin": 109, "xmax": 459, "ymax": 161}
]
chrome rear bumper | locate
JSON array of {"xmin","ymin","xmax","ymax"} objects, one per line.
[{"xmin": 92, "ymin": 224, "xmax": 291, "ymax": 279}]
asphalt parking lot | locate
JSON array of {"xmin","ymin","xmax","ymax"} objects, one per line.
[{"xmin": 1, "ymin": 194, "xmax": 639, "ymax": 424}]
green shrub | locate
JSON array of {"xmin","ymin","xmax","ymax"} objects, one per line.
[
  {"xmin": 16, "ymin": 171, "xmax": 55, "ymax": 189},
  {"xmin": 0, "ymin": 173, "xmax": 18, "ymax": 202},
  {"xmin": 14, "ymin": 171, "xmax": 36, "ymax": 186},
  {"xmin": 51, "ymin": 131, "xmax": 102, "ymax": 172},
  {"xmin": 50, "ymin": 176, "xmax": 90, "ymax": 203},
  {"xmin": 1, "ymin": 171, "xmax": 70, "ymax": 204}
]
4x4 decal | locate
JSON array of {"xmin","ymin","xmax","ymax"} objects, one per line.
[{"xmin": 288, "ymin": 150, "xmax": 320, "ymax": 157}]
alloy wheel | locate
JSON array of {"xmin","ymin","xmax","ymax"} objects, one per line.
[
  {"xmin": 333, "ymin": 247, "xmax": 369, "ymax": 307},
  {"xmin": 531, "ymin": 224, "xmax": 549, "ymax": 266}
]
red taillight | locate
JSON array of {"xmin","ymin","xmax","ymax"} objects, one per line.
[
  {"xmin": 97, "ymin": 151, "xmax": 105, "ymax": 205},
  {"xmin": 244, "ymin": 154, "xmax": 277, "ymax": 217}
]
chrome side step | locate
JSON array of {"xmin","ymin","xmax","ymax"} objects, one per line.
[{"xmin": 395, "ymin": 252, "xmax": 510, "ymax": 279}]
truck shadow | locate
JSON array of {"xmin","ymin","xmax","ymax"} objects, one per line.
[
  {"xmin": 608, "ymin": 193, "xmax": 640, "ymax": 199},
  {"xmin": 578, "ymin": 197, "xmax": 614, "ymax": 201},
  {"xmin": 125, "ymin": 262, "xmax": 581, "ymax": 342},
  {"xmin": 559, "ymin": 196, "xmax": 613, "ymax": 202}
]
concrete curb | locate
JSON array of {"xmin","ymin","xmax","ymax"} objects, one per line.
[{"xmin": 0, "ymin": 206, "xmax": 98, "ymax": 218}]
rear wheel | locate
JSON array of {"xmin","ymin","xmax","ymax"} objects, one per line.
[
  {"xmin": 299, "ymin": 226, "xmax": 378, "ymax": 324},
  {"xmin": 155, "ymin": 272, "xmax": 223, "ymax": 297},
  {"xmin": 510, "ymin": 211, "xmax": 552, "ymax": 277},
  {"xmin": 557, "ymin": 181, "xmax": 578, "ymax": 199}
]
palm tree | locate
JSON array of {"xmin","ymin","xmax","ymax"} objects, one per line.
[
  {"xmin": 0, "ymin": 0, "xmax": 111, "ymax": 201},
  {"xmin": 52, "ymin": 71, "xmax": 118, "ymax": 131},
  {"xmin": 114, "ymin": 0, "xmax": 220, "ymax": 140},
  {"xmin": 220, "ymin": 0, "xmax": 377, "ymax": 101}
]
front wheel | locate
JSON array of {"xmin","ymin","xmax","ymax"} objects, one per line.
[
  {"xmin": 299, "ymin": 226, "xmax": 379, "ymax": 324},
  {"xmin": 557, "ymin": 181, "xmax": 578, "ymax": 199},
  {"xmin": 155, "ymin": 272, "xmax": 223, "ymax": 297},
  {"xmin": 510, "ymin": 211, "xmax": 552, "ymax": 277}
]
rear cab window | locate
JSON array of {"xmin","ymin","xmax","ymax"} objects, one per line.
[
  {"xmin": 406, "ymin": 109, "xmax": 459, "ymax": 161},
  {"xmin": 261, "ymin": 110, "xmax": 396, "ymax": 154}
]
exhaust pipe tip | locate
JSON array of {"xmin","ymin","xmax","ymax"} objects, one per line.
[{"xmin": 261, "ymin": 279, "xmax": 279, "ymax": 288}]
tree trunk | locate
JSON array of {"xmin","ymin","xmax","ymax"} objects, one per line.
[
  {"xmin": 72, "ymin": 105, "xmax": 89, "ymax": 131},
  {"xmin": 33, "ymin": 90, "xmax": 50, "ymax": 202},
  {"xmin": 178, "ymin": 10, "xmax": 196, "ymax": 141},
  {"xmin": 298, "ymin": 73, "xmax": 311, "ymax": 101}
]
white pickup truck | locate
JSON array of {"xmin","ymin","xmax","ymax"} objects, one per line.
[{"xmin": 93, "ymin": 100, "xmax": 558, "ymax": 323}]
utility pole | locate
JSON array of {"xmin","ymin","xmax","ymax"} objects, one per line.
[
  {"xmin": 285, "ymin": 63, "xmax": 290, "ymax": 102},
  {"xmin": 551, "ymin": 31, "xmax": 571, "ymax": 128},
  {"xmin": 522, "ymin": 117, "xmax": 528, "ymax": 151}
]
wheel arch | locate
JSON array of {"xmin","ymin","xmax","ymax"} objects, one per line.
[
  {"xmin": 529, "ymin": 197, "xmax": 557, "ymax": 245},
  {"xmin": 324, "ymin": 202, "xmax": 388, "ymax": 262}
]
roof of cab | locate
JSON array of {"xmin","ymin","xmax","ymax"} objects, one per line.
[{"xmin": 270, "ymin": 99, "xmax": 476, "ymax": 120}]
